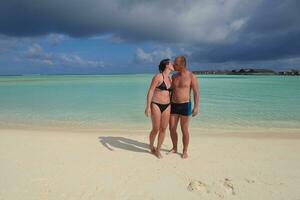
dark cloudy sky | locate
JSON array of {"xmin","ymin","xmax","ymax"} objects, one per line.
[{"xmin": 0, "ymin": 0, "xmax": 300, "ymax": 75}]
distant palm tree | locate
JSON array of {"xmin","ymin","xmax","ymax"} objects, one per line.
[{"xmin": 239, "ymin": 69, "xmax": 246, "ymax": 73}]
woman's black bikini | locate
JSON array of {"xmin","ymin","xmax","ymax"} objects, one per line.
[{"xmin": 151, "ymin": 73, "xmax": 172, "ymax": 113}]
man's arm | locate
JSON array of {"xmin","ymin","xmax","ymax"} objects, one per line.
[{"xmin": 191, "ymin": 73, "xmax": 200, "ymax": 117}]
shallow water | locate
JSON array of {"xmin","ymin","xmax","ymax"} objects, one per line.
[{"xmin": 0, "ymin": 74, "xmax": 299, "ymax": 132}]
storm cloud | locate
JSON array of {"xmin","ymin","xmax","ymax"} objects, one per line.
[{"xmin": 1, "ymin": 0, "xmax": 300, "ymax": 68}]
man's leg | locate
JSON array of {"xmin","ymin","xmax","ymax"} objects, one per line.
[
  {"xmin": 180, "ymin": 116, "xmax": 190, "ymax": 159},
  {"xmin": 168, "ymin": 114, "xmax": 180, "ymax": 154}
]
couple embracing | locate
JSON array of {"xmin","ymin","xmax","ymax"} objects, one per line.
[{"xmin": 145, "ymin": 56, "xmax": 200, "ymax": 159}]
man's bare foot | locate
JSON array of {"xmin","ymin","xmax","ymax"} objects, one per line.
[
  {"xmin": 150, "ymin": 146, "xmax": 156, "ymax": 154},
  {"xmin": 167, "ymin": 148, "xmax": 177, "ymax": 154},
  {"xmin": 182, "ymin": 151, "xmax": 188, "ymax": 159},
  {"xmin": 155, "ymin": 150, "xmax": 163, "ymax": 159}
]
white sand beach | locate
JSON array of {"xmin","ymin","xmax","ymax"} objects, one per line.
[{"xmin": 1, "ymin": 128, "xmax": 300, "ymax": 200}]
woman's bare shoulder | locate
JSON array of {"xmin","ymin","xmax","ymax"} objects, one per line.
[{"xmin": 152, "ymin": 73, "xmax": 162, "ymax": 80}]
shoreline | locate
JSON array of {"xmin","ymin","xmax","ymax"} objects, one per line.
[{"xmin": 1, "ymin": 126, "xmax": 300, "ymax": 138}]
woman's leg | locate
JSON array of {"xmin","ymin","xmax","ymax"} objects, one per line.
[
  {"xmin": 156, "ymin": 105, "xmax": 171, "ymax": 158},
  {"xmin": 149, "ymin": 103, "xmax": 161, "ymax": 153}
]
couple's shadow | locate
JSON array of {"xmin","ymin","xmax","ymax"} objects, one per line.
[{"xmin": 98, "ymin": 136, "xmax": 168, "ymax": 153}]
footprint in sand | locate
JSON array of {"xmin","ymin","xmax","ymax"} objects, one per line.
[
  {"xmin": 223, "ymin": 178, "xmax": 236, "ymax": 195},
  {"xmin": 187, "ymin": 180, "xmax": 210, "ymax": 194},
  {"xmin": 245, "ymin": 178, "xmax": 255, "ymax": 184}
]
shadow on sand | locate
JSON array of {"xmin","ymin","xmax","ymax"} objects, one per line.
[{"xmin": 98, "ymin": 136, "xmax": 169, "ymax": 153}]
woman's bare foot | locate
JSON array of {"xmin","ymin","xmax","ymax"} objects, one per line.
[
  {"xmin": 155, "ymin": 150, "xmax": 163, "ymax": 159},
  {"xmin": 167, "ymin": 148, "xmax": 177, "ymax": 154},
  {"xmin": 182, "ymin": 151, "xmax": 188, "ymax": 159}
]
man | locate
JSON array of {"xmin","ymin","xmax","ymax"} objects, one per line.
[{"xmin": 168, "ymin": 56, "xmax": 200, "ymax": 159}]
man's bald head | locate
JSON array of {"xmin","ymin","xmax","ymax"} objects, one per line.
[{"xmin": 175, "ymin": 56, "xmax": 187, "ymax": 70}]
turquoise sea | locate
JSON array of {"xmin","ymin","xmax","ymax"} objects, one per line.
[{"xmin": 0, "ymin": 74, "xmax": 299, "ymax": 133}]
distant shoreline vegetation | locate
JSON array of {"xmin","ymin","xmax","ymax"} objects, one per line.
[
  {"xmin": 192, "ymin": 68, "xmax": 300, "ymax": 76},
  {"xmin": 0, "ymin": 69, "xmax": 299, "ymax": 76}
]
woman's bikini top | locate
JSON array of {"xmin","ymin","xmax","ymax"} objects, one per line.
[{"xmin": 156, "ymin": 73, "xmax": 172, "ymax": 92}]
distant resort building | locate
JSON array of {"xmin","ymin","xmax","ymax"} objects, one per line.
[
  {"xmin": 193, "ymin": 68, "xmax": 299, "ymax": 75},
  {"xmin": 278, "ymin": 69, "xmax": 299, "ymax": 75}
]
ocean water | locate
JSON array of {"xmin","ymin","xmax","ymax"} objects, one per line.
[{"xmin": 0, "ymin": 74, "xmax": 299, "ymax": 133}]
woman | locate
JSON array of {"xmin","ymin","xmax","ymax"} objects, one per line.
[{"xmin": 145, "ymin": 58, "xmax": 174, "ymax": 159}]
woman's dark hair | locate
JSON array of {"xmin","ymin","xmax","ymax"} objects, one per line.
[{"xmin": 158, "ymin": 58, "xmax": 170, "ymax": 73}]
